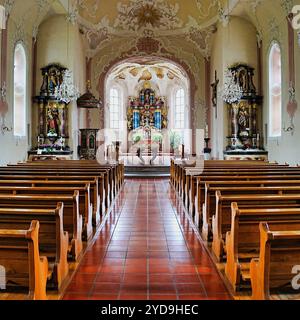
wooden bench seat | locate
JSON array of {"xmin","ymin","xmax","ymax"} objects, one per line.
[
  {"xmin": 250, "ymin": 222, "xmax": 300, "ymax": 300},
  {"xmin": 0, "ymin": 193, "xmax": 83, "ymax": 260},
  {"xmin": 0, "ymin": 179, "xmax": 101, "ymax": 227},
  {"xmin": 0, "ymin": 167, "xmax": 112, "ymax": 202},
  {"xmin": 224, "ymin": 203, "xmax": 300, "ymax": 292},
  {"xmin": 0, "ymin": 174, "xmax": 106, "ymax": 218},
  {"xmin": 0, "ymin": 203, "xmax": 68, "ymax": 290},
  {"xmin": 212, "ymin": 192, "xmax": 300, "ymax": 262},
  {"xmin": 0, "ymin": 220, "xmax": 48, "ymax": 300},
  {"xmin": 195, "ymin": 175, "xmax": 300, "ymax": 227},
  {"xmin": 0, "ymin": 185, "xmax": 92, "ymax": 241},
  {"xmin": 204, "ymin": 184, "xmax": 300, "ymax": 249},
  {"xmin": 7, "ymin": 163, "xmax": 121, "ymax": 200}
]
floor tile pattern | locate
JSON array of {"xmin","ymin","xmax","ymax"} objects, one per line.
[{"xmin": 63, "ymin": 179, "xmax": 232, "ymax": 300}]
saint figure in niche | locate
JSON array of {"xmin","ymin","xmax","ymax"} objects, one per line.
[{"xmin": 47, "ymin": 106, "xmax": 60, "ymax": 136}]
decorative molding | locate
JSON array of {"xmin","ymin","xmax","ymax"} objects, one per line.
[
  {"xmin": 256, "ymin": 29, "xmax": 263, "ymax": 48},
  {"xmin": 66, "ymin": 5, "xmax": 78, "ymax": 25},
  {"xmin": 0, "ymin": 81, "xmax": 6, "ymax": 102},
  {"xmin": 218, "ymin": 4, "xmax": 229, "ymax": 27},
  {"xmin": 76, "ymin": 1, "xmax": 237, "ymax": 59},
  {"xmin": 114, "ymin": 0, "xmax": 182, "ymax": 32},
  {"xmin": 269, "ymin": 18, "xmax": 281, "ymax": 42},
  {"xmin": 250, "ymin": 0, "xmax": 263, "ymax": 13},
  {"xmin": 281, "ymin": 0, "xmax": 294, "ymax": 16},
  {"xmin": 196, "ymin": 0, "xmax": 220, "ymax": 19},
  {"xmin": 76, "ymin": 0, "xmax": 100, "ymax": 19},
  {"xmin": 186, "ymin": 24, "xmax": 217, "ymax": 60},
  {"xmin": 12, "ymin": 18, "xmax": 27, "ymax": 46},
  {"xmin": 4, "ymin": 0, "xmax": 14, "ymax": 18}
]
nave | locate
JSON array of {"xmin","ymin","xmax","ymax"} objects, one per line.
[{"xmin": 63, "ymin": 179, "xmax": 231, "ymax": 300}]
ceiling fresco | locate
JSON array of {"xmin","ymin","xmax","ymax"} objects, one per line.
[{"xmin": 71, "ymin": 0, "xmax": 239, "ymax": 57}]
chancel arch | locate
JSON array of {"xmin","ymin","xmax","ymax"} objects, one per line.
[{"xmin": 103, "ymin": 57, "xmax": 192, "ymax": 154}]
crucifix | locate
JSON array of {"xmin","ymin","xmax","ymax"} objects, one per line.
[{"xmin": 211, "ymin": 70, "xmax": 219, "ymax": 119}]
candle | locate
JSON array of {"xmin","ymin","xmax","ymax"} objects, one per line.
[{"xmin": 205, "ymin": 124, "xmax": 209, "ymax": 139}]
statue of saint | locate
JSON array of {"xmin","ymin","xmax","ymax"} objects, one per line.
[
  {"xmin": 48, "ymin": 71, "xmax": 58, "ymax": 94},
  {"xmin": 47, "ymin": 107, "xmax": 60, "ymax": 136},
  {"xmin": 238, "ymin": 106, "xmax": 249, "ymax": 133}
]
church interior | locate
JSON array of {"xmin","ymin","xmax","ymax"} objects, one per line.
[{"xmin": 0, "ymin": 0, "xmax": 300, "ymax": 301}]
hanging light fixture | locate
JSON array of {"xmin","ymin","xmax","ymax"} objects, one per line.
[
  {"xmin": 55, "ymin": 69, "xmax": 80, "ymax": 104},
  {"xmin": 222, "ymin": 68, "xmax": 243, "ymax": 104},
  {"xmin": 54, "ymin": 0, "xmax": 80, "ymax": 104}
]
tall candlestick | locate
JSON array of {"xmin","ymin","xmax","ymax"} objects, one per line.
[{"xmin": 205, "ymin": 124, "xmax": 209, "ymax": 139}]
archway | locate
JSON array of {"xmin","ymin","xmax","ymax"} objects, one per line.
[{"xmin": 103, "ymin": 56, "xmax": 192, "ymax": 160}]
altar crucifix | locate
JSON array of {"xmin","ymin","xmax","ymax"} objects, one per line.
[{"xmin": 211, "ymin": 70, "xmax": 219, "ymax": 118}]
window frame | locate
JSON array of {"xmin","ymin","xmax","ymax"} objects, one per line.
[
  {"xmin": 174, "ymin": 87, "xmax": 185, "ymax": 130},
  {"xmin": 109, "ymin": 87, "xmax": 121, "ymax": 129},
  {"xmin": 268, "ymin": 41, "xmax": 282, "ymax": 138},
  {"xmin": 13, "ymin": 41, "xmax": 27, "ymax": 138}
]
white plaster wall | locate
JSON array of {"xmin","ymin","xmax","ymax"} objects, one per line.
[
  {"xmin": 35, "ymin": 15, "xmax": 86, "ymax": 159},
  {"xmin": 210, "ymin": 16, "xmax": 259, "ymax": 159}
]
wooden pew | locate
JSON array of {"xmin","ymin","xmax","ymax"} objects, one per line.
[
  {"xmin": 0, "ymin": 220, "xmax": 48, "ymax": 300},
  {"xmin": 188, "ymin": 169, "xmax": 300, "ymax": 216},
  {"xmin": 203, "ymin": 183, "xmax": 300, "ymax": 253},
  {"xmin": 225, "ymin": 203, "xmax": 300, "ymax": 292},
  {"xmin": 250, "ymin": 222, "xmax": 300, "ymax": 300},
  {"xmin": 0, "ymin": 174, "xmax": 105, "ymax": 219},
  {"xmin": 213, "ymin": 192, "xmax": 300, "ymax": 261},
  {"xmin": 0, "ymin": 185, "xmax": 92, "ymax": 241},
  {"xmin": 196, "ymin": 174, "xmax": 300, "ymax": 227},
  {"xmin": 0, "ymin": 204, "xmax": 68, "ymax": 290},
  {"xmin": 0, "ymin": 179, "xmax": 101, "ymax": 227},
  {"xmin": 0, "ymin": 193, "xmax": 83, "ymax": 260},
  {"xmin": 9, "ymin": 162, "xmax": 121, "ymax": 199},
  {"xmin": 0, "ymin": 167, "xmax": 111, "ymax": 202}
]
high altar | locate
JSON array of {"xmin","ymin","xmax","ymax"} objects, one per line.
[{"xmin": 127, "ymin": 82, "xmax": 168, "ymax": 154}]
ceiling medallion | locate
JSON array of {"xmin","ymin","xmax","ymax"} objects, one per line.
[{"xmin": 133, "ymin": 3, "xmax": 162, "ymax": 29}]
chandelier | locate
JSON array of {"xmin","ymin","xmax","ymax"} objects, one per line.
[
  {"xmin": 222, "ymin": 69, "xmax": 243, "ymax": 104},
  {"xmin": 54, "ymin": 69, "xmax": 80, "ymax": 104}
]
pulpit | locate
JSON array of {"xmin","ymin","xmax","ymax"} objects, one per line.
[{"xmin": 78, "ymin": 129, "xmax": 99, "ymax": 160}]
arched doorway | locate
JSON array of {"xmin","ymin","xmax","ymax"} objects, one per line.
[{"xmin": 103, "ymin": 56, "xmax": 192, "ymax": 158}]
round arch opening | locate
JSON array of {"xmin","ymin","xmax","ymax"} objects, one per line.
[{"xmin": 103, "ymin": 56, "xmax": 192, "ymax": 156}]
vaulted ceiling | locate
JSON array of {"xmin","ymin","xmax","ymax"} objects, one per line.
[{"xmin": 73, "ymin": 0, "xmax": 239, "ymax": 58}]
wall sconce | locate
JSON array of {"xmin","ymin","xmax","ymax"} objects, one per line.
[
  {"xmin": 0, "ymin": 116, "xmax": 12, "ymax": 135},
  {"xmin": 283, "ymin": 120, "xmax": 295, "ymax": 136},
  {"xmin": 0, "ymin": 81, "xmax": 6, "ymax": 101}
]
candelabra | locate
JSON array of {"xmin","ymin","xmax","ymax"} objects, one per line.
[{"xmin": 222, "ymin": 69, "xmax": 243, "ymax": 104}]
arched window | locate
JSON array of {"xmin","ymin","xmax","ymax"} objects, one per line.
[
  {"xmin": 268, "ymin": 42, "xmax": 282, "ymax": 137},
  {"xmin": 109, "ymin": 88, "xmax": 121, "ymax": 129},
  {"xmin": 13, "ymin": 43, "xmax": 27, "ymax": 137},
  {"xmin": 174, "ymin": 88, "xmax": 185, "ymax": 129}
]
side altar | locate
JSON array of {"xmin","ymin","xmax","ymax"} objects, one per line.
[
  {"xmin": 127, "ymin": 83, "xmax": 168, "ymax": 155},
  {"xmin": 223, "ymin": 64, "xmax": 268, "ymax": 161},
  {"xmin": 29, "ymin": 64, "xmax": 73, "ymax": 159}
]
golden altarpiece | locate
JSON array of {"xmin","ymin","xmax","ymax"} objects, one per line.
[{"xmin": 127, "ymin": 82, "xmax": 168, "ymax": 154}]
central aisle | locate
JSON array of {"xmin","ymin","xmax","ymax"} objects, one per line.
[{"xmin": 63, "ymin": 179, "xmax": 232, "ymax": 300}]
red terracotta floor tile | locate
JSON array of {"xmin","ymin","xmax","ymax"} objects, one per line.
[
  {"xmin": 89, "ymin": 294, "xmax": 119, "ymax": 300},
  {"xmin": 63, "ymin": 179, "xmax": 232, "ymax": 301},
  {"xmin": 150, "ymin": 295, "xmax": 178, "ymax": 300}
]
